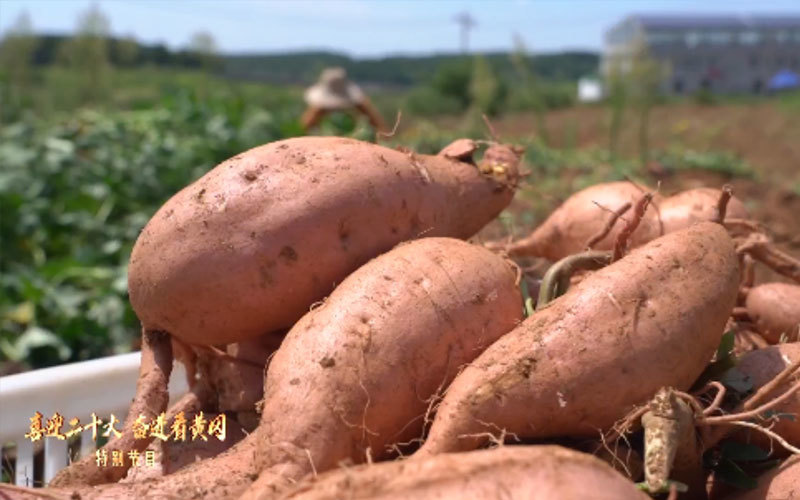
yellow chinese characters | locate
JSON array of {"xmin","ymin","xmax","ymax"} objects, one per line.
[
  {"xmin": 95, "ymin": 449, "xmax": 158, "ymax": 468},
  {"xmin": 25, "ymin": 411, "xmax": 227, "ymax": 443}
]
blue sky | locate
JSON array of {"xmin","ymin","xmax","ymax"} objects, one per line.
[{"xmin": 1, "ymin": 0, "xmax": 799, "ymax": 57}]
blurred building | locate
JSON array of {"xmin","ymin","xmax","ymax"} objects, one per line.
[
  {"xmin": 577, "ymin": 77, "xmax": 603, "ymax": 102},
  {"xmin": 602, "ymin": 14, "xmax": 800, "ymax": 94}
]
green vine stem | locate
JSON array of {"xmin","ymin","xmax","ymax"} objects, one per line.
[{"xmin": 536, "ymin": 250, "xmax": 612, "ymax": 309}]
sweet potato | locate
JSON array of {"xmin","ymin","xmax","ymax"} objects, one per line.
[
  {"xmin": 42, "ymin": 238, "xmax": 522, "ymax": 500},
  {"xmin": 201, "ymin": 332, "xmax": 285, "ymax": 414},
  {"xmin": 745, "ymin": 283, "xmax": 800, "ymax": 344},
  {"xmin": 0, "ymin": 436, "xmax": 262, "ymax": 500},
  {"xmin": 418, "ymin": 222, "xmax": 739, "ymax": 456},
  {"xmin": 49, "ymin": 330, "xmax": 173, "ymax": 487},
  {"xmin": 659, "ymin": 187, "xmax": 748, "ymax": 234},
  {"xmin": 726, "ymin": 456, "xmax": 800, "ymax": 500},
  {"xmin": 242, "ymin": 237, "xmax": 523, "ymax": 497},
  {"xmin": 120, "ymin": 416, "xmax": 248, "ymax": 482},
  {"xmin": 503, "ymin": 181, "xmax": 663, "ymax": 260},
  {"xmin": 277, "ymin": 445, "xmax": 648, "ymax": 500},
  {"xmin": 128, "ymin": 137, "xmax": 520, "ymax": 346},
  {"xmin": 502, "ymin": 184, "xmax": 745, "ymax": 262},
  {"xmin": 734, "ymin": 343, "xmax": 800, "ymax": 453}
]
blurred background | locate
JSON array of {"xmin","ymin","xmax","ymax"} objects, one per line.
[{"xmin": 1, "ymin": 0, "xmax": 799, "ymax": 374}]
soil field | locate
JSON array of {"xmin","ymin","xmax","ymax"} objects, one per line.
[{"xmin": 496, "ymin": 101, "xmax": 800, "ymax": 183}]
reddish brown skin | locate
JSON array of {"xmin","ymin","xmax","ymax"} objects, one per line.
[
  {"xmin": 49, "ymin": 330, "xmax": 173, "ymax": 487},
  {"xmin": 659, "ymin": 187, "xmax": 749, "ymax": 234},
  {"xmin": 202, "ymin": 332, "xmax": 285, "ymax": 413},
  {"xmin": 505, "ymin": 181, "xmax": 664, "ymax": 260},
  {"xmin": 128, "ymin": 137, "xmax": 519, "ymax": 346},
  {"xmin": 242, "ymin": 237, "xmax": 524, "ymax": 498},
  {"xmin": 11, "ymin": 435, "xmax": 263, "ymax": 500},
  {"xmin": 120, "ymin": 417, "xmax": 247, "ymax": 482},
  {"xmin": 418, "ymin": 222, "xmax": 740, "ymax": 456},
  {"xmin": 726, "ymin": 456, "xmax": 800, "ymax": 500},
  {"xmin": 734, "ymin": 343, "xmax": 800, "ymax": 453},
  {"xmin": 745, "ymin": 283, "xmax": 800, "ymax": 344},
  {"xmin": 506, "ymin": 185, "xmax": 746, "ymax": 262},
  {"xmin": 38, "ymin": 238, "xmax": 522, "ymax": 500},
  {"xmin": 276, "ymin": 446, "xmax": 649, "ymax": 500}
]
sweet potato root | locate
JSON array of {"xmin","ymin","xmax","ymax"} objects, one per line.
[
  {"xmin": 277, "ymin": 445, "xmax": 648, "ymax": 500},
  {"xmin": 242, "ymin": 237, "xmax": 524, "ymax": 497},
  {"xmin": 418, "ymin": 222, "xmax": 739, "ymax": 456},
  {"xmin": 200, "ymin": 331, "xmax": 285, "ymax": 414},
  {"xmin": 745, "ymin": 283, "xmax": 800, "ymax": 344},
  {"xmin": 129, "ymin": 137, "xmax": 520, "ymax": 346},
  {"xmin": 502, "ymin": 181, "xmax": 663, "ymax": 260},
  {"xmin": 49, "ymin": 329, "xmax": 173, "ymax": 487}
]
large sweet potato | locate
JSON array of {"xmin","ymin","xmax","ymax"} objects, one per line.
[
  {"xmin": 40, "ymin": 238, "xmax": 522, "ymax": 500},
  {"xmin": 503, "ymin": 184, "xmax": 745, "ymax": 262},
  {"xmin": 503, "ymin": 181, "xmax": 663, "ymax": 260},
  {"xmin": 277, "ymin": 445, "xmax": 648, "ymax": 500},
  {"xmin": 418, "ymin": 222, "xmax": 739, "ymax": 456},
  {"xmin": 129, "ymin": 137, "xmax": 520, "ymax": 345},
  {"xmin": 242, "ymin": 237, "xmax": 523, "ymax": 497},
  {"xmin": 659, "ymin": 187, "xmax": 748, "ymax": 234},
  {"xmin": 745, "ymin": 283, "xmax": 800, "ymax": 344}
]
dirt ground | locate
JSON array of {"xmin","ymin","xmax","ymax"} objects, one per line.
[{"xmin": 495, "ymin": 102, "xmax": 800, "ymax": 183}]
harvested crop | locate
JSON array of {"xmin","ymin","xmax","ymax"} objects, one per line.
[
  {"xmin": 659, "ymin": 187, "xmax": 748, "ymax": 234},
  {"xmin": 745, "ymin": 283, "xmax": 800, "ymax": 344},
  {"xmin": 500, "ymin": 181, "xmax": 663, "ymax": 260},
  {"xmin": 201, "ymin": 331, "xmax": 285, "ymax": 415},
  {"xmin": 120, "ymin": 415, "xmax": 248, "ymax": 482},
  {"xmin": 418, "ymin": 222, "xmax": 739, "ymax": 456},
  {"xmin": 241, "ymin": 237, "xmax": 523, "ymax": 497},
  {"xmin": 499, "ymin": 184, "xmax": 746, "ymax": 262},
  {"xmin": 49, "ymin": 330, "xmax": 174, "ymax": 487},
  {"xmin": 277, "ymin": 445, "xmax": 648, "ymax": 500},
  {"xmin": 35, "ymin": 237, "xmax": 522, "ymax": 500},
  {"xmin": 128, "ymin": 137, "xmax": 520, "ymax": 346}
]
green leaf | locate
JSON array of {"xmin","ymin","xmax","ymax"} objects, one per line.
[
  {"xmin": 716, "ymin": 329, "xmax": 735, "ymax": 361},
  {"xmin": 691, "ymin": 354, "xmax": 738, "ymax": 391},
  {"xmin": 1, "ymin": 326, "xmax": 72, "ymax": 361},
  {"xmin": 720, "ymin": 440, "xmax": 770, "ymax": 462},
  {"xmin": 715, "ymin": 458, "xmax": 758, "ymax": 489}
]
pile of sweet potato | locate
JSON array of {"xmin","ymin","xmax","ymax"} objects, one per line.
[{"xmin": 6, "ymin": 137, "xmax": 800, "ymax": 500}]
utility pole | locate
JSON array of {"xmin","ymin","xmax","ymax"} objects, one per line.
[{"xmin": 453, "ymin": 11, "xmax": 476, "ymax": 53}]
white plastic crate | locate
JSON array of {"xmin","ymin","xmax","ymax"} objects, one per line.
[{"xmin": 0, "ymin": 352, "xmax": 188, "ymax": 486}]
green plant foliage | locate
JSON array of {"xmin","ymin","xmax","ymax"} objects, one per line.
[
  {"xmin": 404, "ymin": 86, "xmax": 463, "ymax": 116},
  {"xmin": 0, "ymin": 89, "xmax": 299, "ymax": 370}
]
